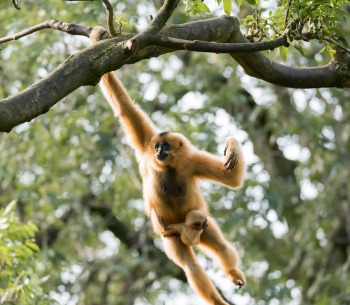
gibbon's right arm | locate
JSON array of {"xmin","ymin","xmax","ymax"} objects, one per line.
[
  {"xmin": 100, "ymin": 73, "xmax": 157, "ymax": 153},
  {"xmin": 90, "ymin": 26, "xmax": 157, "ymax": 154}
]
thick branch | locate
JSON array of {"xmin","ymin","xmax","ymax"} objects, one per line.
[
  {"xmin": 0, "ymin": 16, "xmax": 237, "ymax": 132},
  {"xmin": 146, "ymin": 0, "xmax": 181, "ymax": 32},
  {"xmin": 1, "ymin": 16, "xmax": 349, "ymax": 132},
  {"xmin": 226, "ymin": 26, "xmax": 350, "ymax": 88}
]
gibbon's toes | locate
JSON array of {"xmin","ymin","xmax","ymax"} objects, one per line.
[{"xmin": 228, "ymin": 268, "xmax": 246, "ymax": 288}]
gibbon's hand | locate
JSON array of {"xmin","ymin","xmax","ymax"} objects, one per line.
[
  {"xmin": 224, "ymin": 137, "xmax": 239, "ymax": 171},
  {"xmin": 162, "ymin": 229, "xmax": 180, "ymax": 238},
  {"xmin": 90, "ymin": 26, "xmax": 109, "ymax": 45}
]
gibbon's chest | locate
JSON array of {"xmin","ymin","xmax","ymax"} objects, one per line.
[{"xmin": 154, "ymin": 166, "xmax": 187, "ymax": 202}]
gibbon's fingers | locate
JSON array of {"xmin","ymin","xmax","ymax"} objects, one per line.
[
  {"xmin": 224, "ymin": 150, "xmax": 239, "ymax": 171},
  {"xmin": 90, "ymin": 26, "xmax": 109, "ymax": 45},
  {"xmin": 223, "ymin": 137, "xmax": 236, "ymax": 156},
  {"xmin": 223, "ymin": 137, "xmax": 240, "ymax": 171},
  {"xmin": 162, "ymin": 229, "xmax": 181, "ymax": 238}
]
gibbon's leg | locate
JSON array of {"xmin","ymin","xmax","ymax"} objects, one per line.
[
  {"xmin": 163, "ymin": 237, "xmax": 229, "ymax": 305},
  {"xmin": 199, "ymin": 217, "xmax": 246, "ymax": 288}
]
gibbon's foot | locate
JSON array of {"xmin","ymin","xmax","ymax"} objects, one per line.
[
  {"xmin": 223, "ymin": 138, "xmax": 240, "ymax": 171},
  {"xmin": 227, "ymin": 268, "xmax": 246, "ymax": 288}
]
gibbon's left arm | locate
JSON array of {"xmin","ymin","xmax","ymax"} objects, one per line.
[{"xmin": 192, "ymin": 137, "xmax": 245, "ymax": 189}]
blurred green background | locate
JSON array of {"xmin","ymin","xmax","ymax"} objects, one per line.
[{"xmin": 0, "ymin": 1, "xmax": 349, "ymax": 304}]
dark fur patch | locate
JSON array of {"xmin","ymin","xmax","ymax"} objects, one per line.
[
  {"xmin": 158, "ymin": 131, "xmax": 170, "ymax": 137},
  {"xmin": 156, "ymin": 167, "xmax": 187, "ymax": 206}
]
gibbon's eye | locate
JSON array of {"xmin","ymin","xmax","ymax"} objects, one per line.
[
  {"xmin": 193, "ymin": 222, "xmax": 202, "ymax": 228},
  {"xmin": 162, "ymin": 142, "xmax": 170, "ymax": 150},
  {"xmin": 155, "ymin": 143, "xmax": 160, "ymax": 150}
]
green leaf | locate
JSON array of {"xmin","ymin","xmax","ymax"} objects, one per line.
[
  {"xmin": 279, "ymin": 45, "xmax": 289, "ymax": 62},
  {"xmin": 185, "ymin": 0, "xmax": 210, "ymax": 16},
  {"xmin": 4, "ymin": 200, "xmax": 17, "ymax": 216},
  {"xmin": 25, "ymin": 240, "xmax": 40, "ymax": 252},
  {"xmin": 236, "ymin": 0, "xmax": 244, "ymax": 7},
  {"xmin": 246, "ymin": 0, "xmax": 257, "ymax": 6},
  {"xmin": 328, "ymin": 48, "xmax": 336, "ymax": 57},
  {"xmin": 0, "ymin": 218, "xmax": 9, "ymax": 230},
  {"xmin": 319, "ymin": 46, "xmax": 327, "ymax": 53},
  {"xmin": 114, "ymin": 13, "xmax": 131, "ymax": 29},
  {"xmin": 223, "ymin": 0, "xmax": 232, "ymax": 15},
  {"xmin": 294, "ymin": 44, "xmax": 305, "ymax": 57},
  {"xmin": 338, "ymin": 36, "xmax": 349, "ymax": 48}
]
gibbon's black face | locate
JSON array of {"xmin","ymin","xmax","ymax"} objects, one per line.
[
  {"xmin": 155, "ymin": 141, "xmax": 171, "ymax": 161},
  {"xmin": 193, "ymin": 219, "xmax": 208, "ymax": 230},
  {"xmin": 151, "ymin": 131, "xmax": 184, "ymax": 163}
]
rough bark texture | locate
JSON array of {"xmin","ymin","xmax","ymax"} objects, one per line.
[{"xmin": 1, "ymin": 15, "xmax": 350, "ymax": 132}]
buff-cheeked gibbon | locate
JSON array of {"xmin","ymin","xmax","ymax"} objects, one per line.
[
  {"xmin": 161, "ymin": 209, "xmax": 208, "ymax": 247},
  {"xmin": 91, "ymin": 26, "xmax": 246, "ymax": 305}
]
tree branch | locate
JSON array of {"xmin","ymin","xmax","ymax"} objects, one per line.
[
  {"xmin": 146, "ymin": 0, "xmax": 181, "ymax": 32},
  {"xmin": 0, "ymin": 19, "xmax": 92, "ymax": 45},
  {"xmin": 151, "ymin": 33, "xmax": 288, "ymax": 53},
  {"xmin": 12, "ymin": 0, "xmax": 21, "ymax": 10},
  {"xmin": 102, "ymin": 0, "xmax": 118, "ymax": 36},
  {"xmin": 1, "ymin": 16, "xmax": 350, "ymax": 132}
]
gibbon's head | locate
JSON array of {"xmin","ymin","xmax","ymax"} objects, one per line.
[
  {"xmin": 185, "ymin": 210, "xmax": 208, "ymax": 230},
  {"xmin": 149, "ymin": 131, "xmax": 188, "ymax": 166}
]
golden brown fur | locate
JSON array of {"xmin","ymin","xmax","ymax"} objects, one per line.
[
  {"xmin": 91, "ymin": 26, "xmax": 246, "ymax": 305},
  {"xmin": 162, "ymin": 210, "xmax": 208, "ymax": 246}
]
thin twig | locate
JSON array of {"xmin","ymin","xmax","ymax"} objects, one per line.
[
  {"xmin": 0, "ymin": 19, "xmax": 92, "ymax": 45},
  {"xmin": 102, "ymin": 0, "xmax": 118, "ymax": 36},
  {"xmin": 284, "ymin": 0, "xmax": 293, "ymax": 27},
  {"xmin": 146, "ymin": 0, "xmax": 181, "ymax": 33},
  {"xmin": 12, "ymin": 0, "xmax": 21, "ymax": 10},
  {"xmin": 322, "ymin": 36, "xmax": 350, "ymax": 55},
  {"xmin": 152, "ymin": 33, "xmax": 288, "ymax": 53}
]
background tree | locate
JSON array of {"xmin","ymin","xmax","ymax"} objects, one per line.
[{"xmin": 0, "ymin": 1, "xmax": 349, "ymax": 305}]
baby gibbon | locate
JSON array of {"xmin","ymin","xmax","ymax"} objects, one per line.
[
  {"xmin": 90, "ymin": 26, "xmax": 246, "ymax": 305},
  {"xmin": 162, "ymin": 210, "xmax": 208, "ymax": 246}
]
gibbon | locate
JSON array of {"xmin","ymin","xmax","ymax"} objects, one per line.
[
  {"xmin": 91, "ymin": 26, "xmax": 246, "ymax": 305},
  {"xmin": 161, "ymin": 210, "xmax": 208, "ymax": 247}
]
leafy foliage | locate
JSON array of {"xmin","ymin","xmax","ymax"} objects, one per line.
[
  {"xmin": 184, "ymin": 0, "xmax": 233, "ymax": 16},
  {"xmin": 184, "ymin": 0, "xmax": 348, "ymax": 59},
  {"xmin": 114, "ymin": 13, "xmax": 132, "ymax": 30},
  {"xmin": 183, "ymin": 0, "xmax": 211, "ymax": 16},
  {"xmin": 0, "ymin": 1, "xmax": 350, "ymax": 305},
  {"xmin": 0, "ymin": 201, "xmax": 55, "ymax": 305},
  {"xmin": 241, "ymin": 0, "xmax": 348, "ymax": 59}
]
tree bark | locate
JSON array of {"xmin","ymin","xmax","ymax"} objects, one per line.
[{"xmin": 1, "ymin": 16, "xmax": 349, "ymax": 132}]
